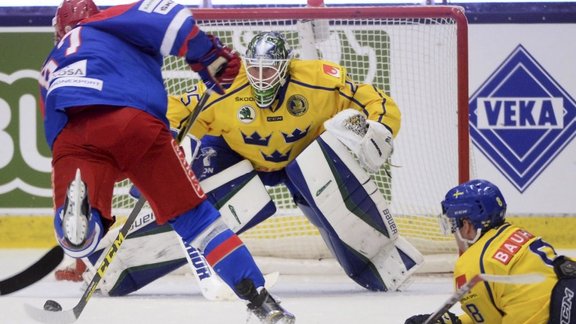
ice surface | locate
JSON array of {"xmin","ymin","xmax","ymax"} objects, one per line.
[{"xmin": 0, "ymin": 249, "xmax": 459, "ymax": 324}]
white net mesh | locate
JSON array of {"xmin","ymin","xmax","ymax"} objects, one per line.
[{"xmin": 113, "ymin": 7, "xmax": 468, "ymax": 268}]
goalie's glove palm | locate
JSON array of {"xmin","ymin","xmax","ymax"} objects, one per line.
[
  {"xmin": 324, "ymin": 109, "xmax": 393, "ymax": 173},
  {"xmin": 188, "ymin": 35, "xmax": 240, "ymax": 95}
]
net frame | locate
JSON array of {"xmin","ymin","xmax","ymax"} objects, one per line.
[{"xmin": 114, "ymin": 5, "xmax": 470, "ymax": 271}]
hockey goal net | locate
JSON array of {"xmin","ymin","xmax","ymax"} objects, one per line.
[{"xmin": 113, "ymin": 5, "xmax": 470, "ymax": 273}]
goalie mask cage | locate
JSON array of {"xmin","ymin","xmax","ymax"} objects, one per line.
[{"xmin": 113, "ymin": 6, "xmax": 470, "ymax": 273}]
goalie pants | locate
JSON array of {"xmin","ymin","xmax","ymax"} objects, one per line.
[{"xmin": 52, "ymin": 106, "xmax": 206, "ymax": 226}]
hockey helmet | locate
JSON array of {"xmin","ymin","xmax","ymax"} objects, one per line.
[
  {"xmin": 243, "ymin": 32, "xmax": 292, "ymax": 108},
  {"xmin": 440, "ymin": 179, "xmax": 507, "ymax": 234},
  {"xmin": 54, "ymin": 0, "xmax": 100, "ymax": 41}
]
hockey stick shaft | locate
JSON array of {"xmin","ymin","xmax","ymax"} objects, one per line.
[
  {"xmin": 25, "ymin": 89, "xmax": 212, "ymax": 324},
  {"xmin": 423, "ymin": 273, "xmax": 546, "ymax": 324},
  {"xmin": 0, "ymin": 246, "xmax": 64, "ymax": 296}
]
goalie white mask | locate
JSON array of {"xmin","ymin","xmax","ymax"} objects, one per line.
[{"xmin": 243, "ymin": 32, "xmax": 292, "ymax": 108}]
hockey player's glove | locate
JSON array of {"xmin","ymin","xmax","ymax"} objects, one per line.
[
  {"xmin": 404, "ymin": 312, "xmax": 461, "ymax": 324},
  {"xmin": 187, "ymin": 35, "xmax": 240, "ymax": 95},
  {"xmin": 553, "ymin": 255, "xmax": 576, "ymax": 279},
  {"xmin": 324, "ymin": 109, "xmax": 393, "ymax": 173}
]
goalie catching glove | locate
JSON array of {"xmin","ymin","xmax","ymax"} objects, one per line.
[
  {"xmin": 187, "ymin": 35, "xmax": 240, "ymax": 95},
  {"xmin": 405, "ymin": 312, "xmax": 461, "ymax": 324},
  {"xmin": 324, "ymin": 109, "xmax": 393, "ymax": 173}
]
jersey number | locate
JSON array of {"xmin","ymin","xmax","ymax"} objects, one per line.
[
  {"xmin": 465, "ymin": 303, "xmax": 485, "ymax": 322},
  {"xmin": 39, "ymin": 27, "xmax": 83, "ymax": 90}
]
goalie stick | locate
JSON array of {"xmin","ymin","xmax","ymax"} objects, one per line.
[
  {"xmin": 24, "ymin": 89, "xmax": 213, "ymax": 324},
  {"xmin": 0, "ymin": 246, "xmax": 64, "ymax": 296},
  {"xmin": 422, "ymin": 273, "xmax": 547, "ymax": 324}
]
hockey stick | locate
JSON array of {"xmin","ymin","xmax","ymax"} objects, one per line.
[
  {"xmin": 24, "ymin": 89, "xmax": 213, "ymax": 324},
  {"xmin": 0, "ymin": 246, "xmax": 64, "ymax": 296},
  {"xmin": 422, "ymin": 273, "xmax": 546, "ymax": 324}
]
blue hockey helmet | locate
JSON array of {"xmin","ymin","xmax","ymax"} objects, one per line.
[{"xmin": 440, "ymin": 179, "xmax": 507, "ymax": 234}]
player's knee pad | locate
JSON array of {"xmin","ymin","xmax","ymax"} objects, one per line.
[
  {"xmin": 286, "ymin": 132, "xmax": 422, "ymax": 291},
  {"xmin": 55, "ymin": 207, "xmax": 104, "ymax": 259},
  {"xmin": 200, "ymin": 160, "xmax": 276, "ymax": 234}
]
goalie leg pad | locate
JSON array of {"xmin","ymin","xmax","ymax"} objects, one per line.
[
  {"xmin": 199, "ymin": 159, "xmax": 276, "ymax": 234},
  {"xmin": 190, "ymin": 136, "xmax": 276, "ymax": 234},
  {"xmin": 369, "ymin": 235, "xmax": 424, "ymax": 291},
  {"xmin": 286, "ymin": 132, "xmax": 420, "ymax": 291},
  {"xmin": 82, "ymin": 210, "xmax": 187, "ymax": 296}
]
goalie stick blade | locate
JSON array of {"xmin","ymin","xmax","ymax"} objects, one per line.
[
  {"xmin": 23, "ymin": 303, "xmax": 78, "ymax": 324},
  {"xmin": 0, "ymin": 246, "xmax": 64, "ymax": 296}
]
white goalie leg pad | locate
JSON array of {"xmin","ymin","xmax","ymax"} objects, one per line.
[
  {"xmin": 292, "ymin": 131, "xmax": 399, "ymax": 260},
  {"xmin": 82, "ymin": 210, "xmax": 185, "ymax": 296},
  {"xmin": 200, "ymin": 159, "xmax": 273, "ymax": 233},
  {"xmin": 370, "ymin": 235, "xmax": 424, "ymax": 291},
  {"xmin": 290, "ymin": 132, "xmax": 423, "ymax": 289}
]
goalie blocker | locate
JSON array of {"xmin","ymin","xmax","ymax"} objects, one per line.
[{"xmin": 64, "ymin": 131, "xmax": 421, "ymax": 295}]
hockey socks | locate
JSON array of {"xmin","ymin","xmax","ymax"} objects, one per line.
[{"xmin": 169, "ymin": 200, "xmax": 265, "ymax": 296}]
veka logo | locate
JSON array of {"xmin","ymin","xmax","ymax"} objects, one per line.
[{"xmin": 469, "ymin": 45, "xmax": 576, "ymax": 192}]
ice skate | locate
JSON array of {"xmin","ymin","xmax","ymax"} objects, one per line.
[
  {"xmin": 55, "ymin": 168, "xmax": 103, "ymax": 258},
  {"xmin": 61, "ymin": 169, "xmax": 91, "ymax": 246},
  {"xmin": 236, "ymin": 279, "xmax": 295, "ymax": 324}
]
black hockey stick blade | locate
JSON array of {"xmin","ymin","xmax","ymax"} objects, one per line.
[{"xmin": 0, "ymin": 246, "xmax": 64, "ymax": 296}]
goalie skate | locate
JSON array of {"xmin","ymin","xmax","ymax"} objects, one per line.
[{"xmin": 237, "ymin": 279, "xmax": 295, "ymax": 324}]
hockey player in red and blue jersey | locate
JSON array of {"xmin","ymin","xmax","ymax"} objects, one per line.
[{"xmin": 39, "ymin": 0, "xmax": 294, "ymax": 322}]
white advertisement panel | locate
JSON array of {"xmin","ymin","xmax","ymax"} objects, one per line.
[{"xmin": 469, "ymin": 24, "xmax": 576, "ymax": 214}]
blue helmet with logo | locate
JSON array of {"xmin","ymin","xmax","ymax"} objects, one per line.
[{"xmin": 441, "ymin": 179, "xmax": 507, "ymax": 233}]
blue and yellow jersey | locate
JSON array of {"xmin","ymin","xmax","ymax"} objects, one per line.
[
  {"xmin": 454, "ymin": 223, "xmax": 558, "ymax": 324},
  {"xmin": 166, "ymin": 59, "xmax": 400, "ymax": 172}
]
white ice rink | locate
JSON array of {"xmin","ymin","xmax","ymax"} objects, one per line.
[{"xmin": 0, "ymin": 249, "xmax": 458, "ymax": 324}]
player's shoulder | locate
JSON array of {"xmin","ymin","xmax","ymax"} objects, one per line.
[
  {"xmin": 481, "ymin": 225, "xmax": 538, "ymax": 269},
  {"xmin": 289, "ymin": 59, "xmax": 346, "ymax": 88}
]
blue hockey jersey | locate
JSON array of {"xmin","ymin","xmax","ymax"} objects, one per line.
[{"xmin": 39, "ymin": 0, "xmax": 212, "ymax": 149}]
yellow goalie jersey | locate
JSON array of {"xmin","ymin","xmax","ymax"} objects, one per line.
[
  {"xmin": 166, "ymin": 59, "xmax": 401, "ymax": 172},
  {"xmin": 454, "ymin": 223, "xmax": 558, "ymax": 324}
]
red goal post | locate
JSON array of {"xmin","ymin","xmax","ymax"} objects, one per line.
[{"xmin": 114, "ymin": 5, "xmax": 470, "ymax": 273}]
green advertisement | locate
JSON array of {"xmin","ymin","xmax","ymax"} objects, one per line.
[{"xmin": 0, "ymin": 29, "xmax": 54, "ymax": 210}]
